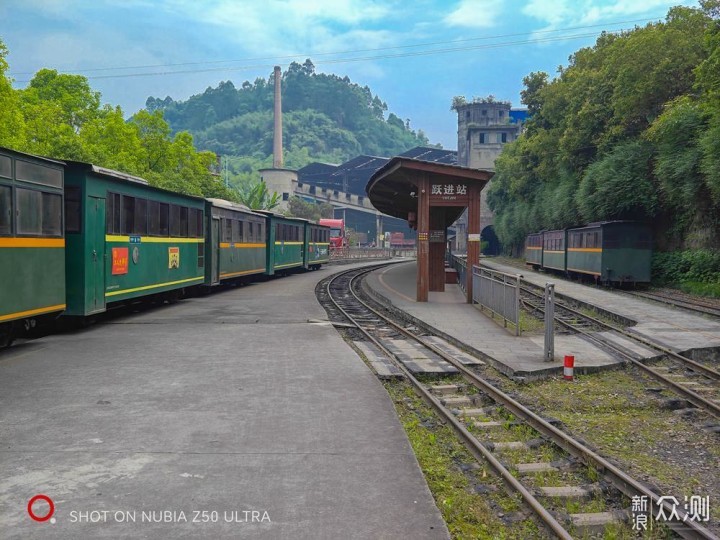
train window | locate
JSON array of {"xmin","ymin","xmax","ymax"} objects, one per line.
[
  {"xmin": 16, "ymin": 160, "xmax": 63, "ymax": 188},
  {"xmin": 122, "ymin": 196, "xmax": 136, "ymax": 235},
  {"xmin": 0, "ymin": 185, "xmax": 11, "ymax": 235},
  {"xmin": 179, "ymin": 206, "xmax": 188, "ymax": 237},
  {"xmin": 148, "ymin": 200, "xmax": 159, "ymax": 235},
  {"xmin": 169, "ymin": 205, "xmax": 180, "ymax": 237},
  {"xmin": 41, "ymin": 192, "xmax": 62, "ymax": 236},
  {"xmin": 197, "ymin": 243, "xmax": 205, "ymax": 268},
  {"xmin": 107, "ymin": 192, "xmax": 121, "ymax": 234},
  {"xmin": 17, "ymin": 188, "xmax": 41, "ymax": 234},
  {"xmin": 232, "ymin": 219, "xmax": 240, "ymax": 243},
  {"xmin": 223, "ymin": 218, "xmax": 232, "ymax": 242},
  {"xmin": 188, "ymin": 208, "xmax": 199, "ymax": 238},
  {"xmin": 158, "ymin": 203, "xmax": 169, "ymax": 236},
  {"xmin": 64, "ymin": 186, "xmax": 81, "ymax": 233},
  {"xmin": 196, "ymin": 209, "xmax": 203, "ymax": 238},
  {"xmin": 0, "ymin": 155, "xmax": 11, "ymax": 179},
  {"xmin": 135, "ymin": 198, "xmax": 148, "ymax": 235},
  {"xmin": 249, "ymin": 222, "xmax": 255, "ymax": 242}
]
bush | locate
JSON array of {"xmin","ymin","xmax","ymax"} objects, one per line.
[{"xmin": 652, "ymin": 250, "xmax": 720, "ymax": 285}]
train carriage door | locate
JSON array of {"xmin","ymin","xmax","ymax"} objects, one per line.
[
  {"xmin": 212, "ymin": 217, "xmax": 220, "ymax": 284},
  {"xmin": 88, "ymin": 197, "xmax": 106, "ymax": 313}
]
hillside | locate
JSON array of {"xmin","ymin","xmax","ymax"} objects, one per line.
[
  {"xmin": 488, "ymin": 4, "xmax": 720, "ymax": 257},
  {"xmin": 145, "ymin": 60, "xmax": 435, "ymax": 177}
]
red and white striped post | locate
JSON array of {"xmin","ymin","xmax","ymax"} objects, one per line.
[{"xmin": 563, "ymin": 355, "xmax": 575, "ymax": 381}]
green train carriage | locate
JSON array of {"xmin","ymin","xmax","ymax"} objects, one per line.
[
  {"xmin": 0, "ymin": 147, "xmax": 65, "ymax": 346},
  {"xmin": 524, "ymin": 232, "xmax": 543, "ymax": 269},
  {"xmin": 257, "ymin": 211, "xmax": 306, "ymax": 276},
  {"xmin": 566, "ymin": 221, "xmax": 652, "ymax": 284},
  {"xmin": 542, "ymin": 229, "xmax": 567, "ymax": 272},
  {"xmin": 304, "ymin": 222, "xmax": 331, "ymax": 270},
  {"xmin": 63, "ymin": 162, "xmax": 206, "ymax": 316},
  {"xmin": 205, "ymin": 198, "xmax": 267, "ymax": 285}
]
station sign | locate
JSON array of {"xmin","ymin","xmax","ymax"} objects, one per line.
[{"xmin": 429, "ymin": 183, "xmax": 470, "ymax": 205}]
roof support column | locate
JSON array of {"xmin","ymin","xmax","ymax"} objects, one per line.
[
  {"xmin": 416, "ymin": 173, "xmax": 430, "ymax": 302},
  {"xmin": 466, "ymin": 183, "xmax": 481, "ymax": 303}
]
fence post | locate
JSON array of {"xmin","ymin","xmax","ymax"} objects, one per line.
[
  {"xmin": 544, "ymin": 283, "xmax": 555, "ymax": 362},
  {"xmin": 515, "ymin": 274, "xmax": 521, "ymax": 336}
]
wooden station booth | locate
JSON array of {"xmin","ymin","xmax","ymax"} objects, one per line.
[{"xmin": 367, "ymin": 157, "xmax": 493, "ymax": 303}]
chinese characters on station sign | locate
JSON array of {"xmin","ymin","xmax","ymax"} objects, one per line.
[
  {"xmin": 631, "ymin": 494, "xmax": 710, "ymax": 532},
  {"xmin": 428, "ymin": 184, "xmax": 470, "ymax": 205},
  {"xmin": 430, "ymin": 184, "xmax": 468, "ymax": 197}
]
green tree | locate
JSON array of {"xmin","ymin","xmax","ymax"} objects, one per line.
[
  {"xmin": 0, "ymin": 39, "xmax": 26, "ymax": 149},
  {"xmin": 286, "ymin": 196, "xmax": 334, "ymax": 221},
  {"xmin": 237, "ymin": 180, "xmax": 280, "ymax": 210}
]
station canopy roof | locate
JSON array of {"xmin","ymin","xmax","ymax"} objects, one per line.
[{"xmin": 366, "ymin": 157, "xmax": 494, "ymax": 227}]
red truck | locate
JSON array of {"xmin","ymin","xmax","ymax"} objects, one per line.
[{"xmin": 319, "ymin": 219, "xmax": 347, "ymax": 249}]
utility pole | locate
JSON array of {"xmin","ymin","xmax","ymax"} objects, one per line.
[{"xmin": 222, "ymin": 156, "xmax": 229, "ymax": 188}]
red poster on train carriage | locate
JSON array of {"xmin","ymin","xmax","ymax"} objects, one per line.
[{"xmin": 111, "ymin": 247, "xmax": 129, "ymax": 275}]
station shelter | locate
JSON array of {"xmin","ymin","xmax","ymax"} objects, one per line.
[{"xmin": 366, "ymin": 157, "xmax": 493, "ymax": 303}]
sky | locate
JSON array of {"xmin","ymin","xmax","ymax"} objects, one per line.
[{"xmin": 0, "ymin": 0, "xmax": 701, "ymax": 151}]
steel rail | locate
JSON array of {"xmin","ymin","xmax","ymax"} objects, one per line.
[
  {"xmin": 337, "ymin": 267, "xmax": 718, "ymax": 540},
  {"xmin": 520, "ymin": 288, "xmax": 720, "ymax": 420},
  {"xmin": 325, "ymin": 266, "xmax": 574, "ymax": 540},
  {"xmin": 519, "ymin": 283, "xmax": 720, "ymax": 381},
  {"xmin": 626, "ymin": 290, "xmax": 720, "ymax": 319}
]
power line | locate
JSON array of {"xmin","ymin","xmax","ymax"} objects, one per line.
[
  {"xmin": 13, "ymin": 28, "xmax": 634, "ymax": 84},
  {"xmin": 9, "ymin": 15, "xmax": 664, "ymax": 79}
]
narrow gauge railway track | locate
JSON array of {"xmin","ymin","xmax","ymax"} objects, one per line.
[
  {"xmin": 322, "ymin": 264, "xmax": 718, "ymax": 540},
  {"xmin": 520, "ymin": 286, "xmax": 720, "ymax": 420},
  {"xmin": 625, "ymin": 290, "xmax": 720, "ymax": 319}
]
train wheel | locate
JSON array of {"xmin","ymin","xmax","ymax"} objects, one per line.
[{"xmin": 0, "ymin": 324, "xmax": 14, "ymax": 348}]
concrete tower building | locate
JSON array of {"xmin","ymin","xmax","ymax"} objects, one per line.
[
  {"xmin": 259, "ymin": 65, "xmax": 297, "ymax": 211},
  {"xmin": 453, "ymin": 98, "xmax": 526, "ymax": 253}
]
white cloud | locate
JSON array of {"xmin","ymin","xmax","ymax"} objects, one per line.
[
  {"xmin": 522, "ymin": 0, "xmax": 682, "ymax": 28},
  {"xmin": 145, "ymin": 0, "xmax": 402, "ymax": 62},
  {"xmin": 443, "ymin": 0, "xmax": 504, "ymax": 29}
]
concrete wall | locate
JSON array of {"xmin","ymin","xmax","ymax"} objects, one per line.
[{"xmin": 259, "ymin": 168, "xmax": 298, "ymax": 211}]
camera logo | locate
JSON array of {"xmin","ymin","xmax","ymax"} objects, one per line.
[{"xmin": 27, "ymin": 494, "xmax": 55, "ymax": 524}]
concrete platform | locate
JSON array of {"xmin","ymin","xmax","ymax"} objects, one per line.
[
  {"xmin": 482, "ymin": 259, "xmax": 720, "ymax": 358},
  {"xmin": 0, "ymin": 262, "xmax": 448, "ymax": 539},
  {"xmin": 364, "ymin": 262, "xmax": 626, "ymax": 379}
]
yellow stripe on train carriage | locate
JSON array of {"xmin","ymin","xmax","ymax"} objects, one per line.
[
  {"xmin": 105, "ymin": 276, "xmax": 204, "ymax": 297},
  {"xmin": 567, "ymin": 248, "xmax": 602, "ymax": 253},
  {"xmin": 105, "ymin": 235, "xmax": 203, "ymax": 244},
  {"xmin": 219, "ymin": 268, "xmax": 266, "ymax": 278},
  {"xmin": 0, "ymin": 304, "xmax": 66, "ymax": 322},
  {"xmin": 220, "ymin": 243, "xmax": 266, "ymax": 248},
  {"xmin": 0, "ymin": 238, "xmax": 65, "ymax": 248}
]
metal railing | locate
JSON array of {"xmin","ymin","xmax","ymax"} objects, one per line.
[
  {"xmin": 450, "ymin": 255, "xmax": 468, "ymax": 293},
  {"xmin": 472, "ymin": 265, "xmax": 522, "ymax": 336},
  {"xmin": 330, "ymin": 247, "xmax": 392, "ymax": 260}
]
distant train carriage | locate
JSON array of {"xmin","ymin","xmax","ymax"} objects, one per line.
[
  {"xmin": 205, "ymin": 199, "xmax": 266, "ymax": 285},
  {"xmin": 304, "ymin": 222, "xmax": 331, "ymax": 270},
  {"xmin": 542, "ymin": 229, "xmax": 567, "ymax": 272},
  {"xmin": 0, "ymin": 147, "xmax": 65, "ymax": 346},
  {"xmin": 63, "ymin": 162, "xmax": 206, "ymax": 316},
  {"xmin": 566, "ymin": 221, "xmax": 652, "ymax": 284},
  {"xmin": 525, "ymin": 232, "xmax": 543, "ymax": 269},
  {"xmin": 257, "ymin": 211, "xmax": 306, "ymax": 275}
]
